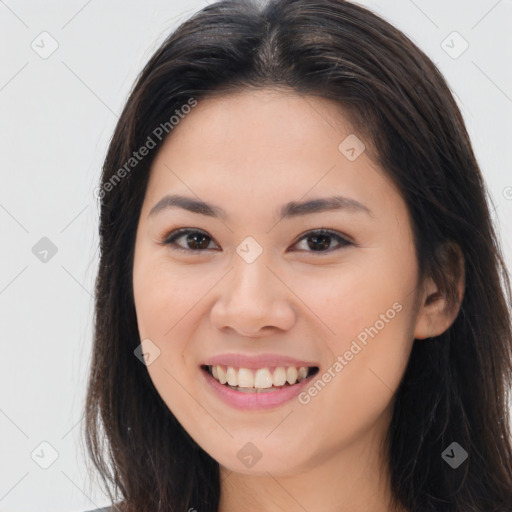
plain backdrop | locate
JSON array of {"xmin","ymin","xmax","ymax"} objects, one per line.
[{"xmin": 0, "ymin": 1, "xmax": 511, "ymax": 511}]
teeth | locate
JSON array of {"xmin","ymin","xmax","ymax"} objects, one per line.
[
  {"xmin": 286, "ymin": 367, "xmax": 298, "ymax": 385},
  {"xmin": 217, "ymin": 365, "xmax": 227, "ymax": 384},
  {"xmin": 238, "ymin": 368, "xmax": 255, "ymax": 388},
  {"xmin": 209, "ymin": 365, "xmax": 311, "ymax": 388},
  {"xmin": 254, "ymin": 368, "xmax": 273, "ymax": 388},
  {"xmin": 226, "ymin": 366, "xmax": 237, "ymax": 386},
  {"xmin": 297, "ymin": 367, "xmax": 308, "ymax": 380},
  {"xmin": 273, "ymin": 367, "xmax": 287, "ymax": 386}
]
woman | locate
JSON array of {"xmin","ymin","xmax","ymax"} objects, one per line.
[{"xmin": 83, "ymin": 0, "xmax": 512, "ymax": 511}]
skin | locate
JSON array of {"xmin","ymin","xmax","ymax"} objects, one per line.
[{"xmin": 132, "ymin": 89, "xmax": 464, "ymax": 512}]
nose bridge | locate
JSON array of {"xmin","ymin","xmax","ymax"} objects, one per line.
[
  {"xmin": 229, "ymin": 249, "xmax": 275, "ymax": 309},
  {"xmin": 210, "ymin": 248, "xmax": 295, "ymax": 334}
]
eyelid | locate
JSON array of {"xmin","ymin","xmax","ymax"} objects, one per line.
[{"xmin": 160, "ymin": 227, "xmax": 354, "ymax": 254}]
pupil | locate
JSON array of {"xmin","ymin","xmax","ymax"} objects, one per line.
[
  {"xmin": 308, "ymin": 234, "xmax": 330, "ymax": 251},
  {"xmin": 188, "ymin": 233, "xmax": 209, "ymax": 249}
]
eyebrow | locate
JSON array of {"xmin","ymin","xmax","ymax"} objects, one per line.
[{"xmin": 148, "ymin": 194, "xmax": 373, "ymax": 220}]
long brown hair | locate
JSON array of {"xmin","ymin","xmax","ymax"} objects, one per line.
[{"xmin": 84, "ymin": 1, "xmax": 512, "ymax": 511}]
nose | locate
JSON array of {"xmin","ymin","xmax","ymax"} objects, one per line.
[{"xmin": 210, "ymin": 256, "xmax": 296, "ymax": 337}]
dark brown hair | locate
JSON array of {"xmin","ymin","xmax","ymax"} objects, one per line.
[{"xmin": 84, "ymin": 1, "xmax": 512, "ymax": 511}]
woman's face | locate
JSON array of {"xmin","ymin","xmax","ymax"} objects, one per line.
[{"xmin": 132, "ymin": 89, "xmax": 428, "ymax": 476}]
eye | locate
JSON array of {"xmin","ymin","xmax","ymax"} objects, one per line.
[
  {"xmin": 291, "ymin": 229, "xmax": 353, "ymax": 254},
  {"xmin": 162, "ymin": 228, "xmax": 219, "ymax": 253},
  {"xmin": 161, "ymin": 228, "xmax": 352, "ymax": 254}
]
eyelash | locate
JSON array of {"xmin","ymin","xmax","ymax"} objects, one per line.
[{"xmin": 160, "ymin": 228, "xmax": 353, "ymax": 255}]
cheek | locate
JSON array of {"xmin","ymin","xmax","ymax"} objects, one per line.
[
  {"xmin": 132, "ymin": 255, "xmax": 216, "ymax": 392},
  {"xmin": 296, "ymin": 301, "xmax": 414, "ymax": 455},
  {"xmin": 286, "ymin": 297, "xmax": 416, "ymax": 467},
  {"xmin": 132, "ymin": 259, "xmax": 209, "ymax": 426},
  {"xmin": 288, "ymin": 244, "xmax": 418, "ymax": 426},
  {"xmin": 289, "ymin": 242, "xmax": 418, "ymax": 350},
  {"xmin": 133, "ymin": 256, "xmax": 205, "ymax": 340}
]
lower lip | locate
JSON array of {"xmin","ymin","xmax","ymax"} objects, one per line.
[{"xmin": 200, "ymin": 368, "xmax": 314, "ymax": 410}]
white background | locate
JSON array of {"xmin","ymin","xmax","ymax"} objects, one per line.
[{"xmin": 0, "ymin": 1, "xmax": 511, "ymax": 511}]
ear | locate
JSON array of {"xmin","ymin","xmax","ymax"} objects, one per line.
[{"xmin": 414, "ymin": 241, "xmax": 465, "ymax": 340}]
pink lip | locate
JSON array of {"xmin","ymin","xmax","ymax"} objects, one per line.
[
  {"xmin": 200, "ymin": 367, "xmax": 315, "ymax": 410},
  {"xmin": 202, "ymin": 353, "xmax": 318, "ymax": 369}
]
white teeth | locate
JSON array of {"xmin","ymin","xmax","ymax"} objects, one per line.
[
  {"xmin": 286, "ymin": 367, "xmax": 298, "ymax": 385},
  {"xmin": 273, "ymin": 367, "xmax": 287, "ymax": 386},
  {"xmin": 238, "ymin": 368, "xmax": 255, "ymax": 388},
  {"xmin": 209, "ymin": 365, "xmax": 311, "ymax": 388},
  {"xmin": 226, "ymin": 366, "xmax": 237, "ymax": 386},
  {"xmin": 217, "ymin": 365, "xmax": 227, "ymax": 384},
  {"xmin": 254, "ymin": 368, "xmax": 273, "ymax": 388}
]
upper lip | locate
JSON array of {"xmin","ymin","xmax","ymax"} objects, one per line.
[{"xmin": 202, "ymin": 353, "xmax": 319, "ymax": 369}]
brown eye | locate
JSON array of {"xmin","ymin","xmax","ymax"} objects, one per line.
[
  {"xmin": 291, "ymin": 229, "xmax": 352, "ymax": 254},
  {"xmin": 162, "ymin": 228, "xmax": 352, "ymax": 255},
  {"xmin": 164, "ymin": 229, "xmax": 218, "ymax": 252}
]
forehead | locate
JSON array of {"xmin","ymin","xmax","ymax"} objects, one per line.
[
  {"xmin": 142, "ymin": 89, "xmax": 404, "ymax": 224},
  {"xmin": 166, "ymin": 88, "xmax": 362, "ymax": 156}
]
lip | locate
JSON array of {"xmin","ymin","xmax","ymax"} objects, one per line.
[
  {"xmin": 200, "ymin": 366, "xmax": 317, "ymax": 410},
  {"xmin": 202, "ymin": 353, "xmax": 319, "ymax": 370}
]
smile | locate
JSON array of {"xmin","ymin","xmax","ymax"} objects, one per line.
[
  {"xmin": 199, "ymin": 356, "xmax": 320, "ymax": 410},
  {"xmin": 203, "ymin": 364, "xmax": 318, "ymax": 391}
]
